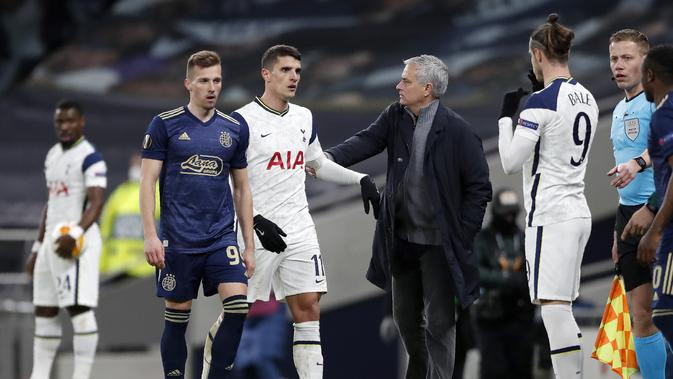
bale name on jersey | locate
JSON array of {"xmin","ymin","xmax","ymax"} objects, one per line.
[{"xmin": 516, "ymin": 78, "xmax": 599, "ymax": 226}]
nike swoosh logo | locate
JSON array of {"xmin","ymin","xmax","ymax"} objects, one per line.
[
  {"xmin": 315, "ymin": 279, "xmax": 325, "ymax": 284},
  {"xmin": 300, "ymin": 129, "xmax": 306, "ymax": 133},
  {"xmin": 261, "ymin": 133, "xmax": 271, "ymax": 138}
]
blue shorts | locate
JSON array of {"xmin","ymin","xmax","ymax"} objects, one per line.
[
  {"xmin": 156, "ymin": 245, "xmax": 247, "ymax": 301},
  {"xmin": 653, "ymin": 230, "xmax": 673, "ymax": 311}
]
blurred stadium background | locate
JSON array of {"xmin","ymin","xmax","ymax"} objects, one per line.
[{"xmin": 1, "ymin": 0, "xmax": 672, "ymax": 378}]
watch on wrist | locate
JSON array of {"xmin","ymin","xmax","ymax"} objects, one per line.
[
  {"xmin": 646, "ymin": 202, "xmax": 658, "ymax": 214},
  {"xmin": 633, "ymin": 156, "xmax": 647, "ymax": 172}
]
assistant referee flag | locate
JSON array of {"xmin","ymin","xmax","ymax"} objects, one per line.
[{"xmin": 591, "ymin": 275, "xmax": 638, "ymax": 379}]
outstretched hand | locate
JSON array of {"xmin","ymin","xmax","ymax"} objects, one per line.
[
  {"xmin": 360, "ymin": 176, "xmax": 380, "ymax": 219},
  {"xmin": 607, "ymin": 160, "xmax": 639, "ymax": 189}
]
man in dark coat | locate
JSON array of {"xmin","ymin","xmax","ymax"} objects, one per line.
[{"xmin": 325, "ymin": 55, "xmax": 491, "ymax": 379}]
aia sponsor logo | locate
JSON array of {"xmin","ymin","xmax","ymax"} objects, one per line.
[
  {"xmin": 47, "ymin": 181, "xmax": 69, "ymax": 196},
  {"xmin": 180, "ymin": 154, "xmax": 223, "ymax": 176},
  {"xmin": 266, "ymin": 151, "xmax": 304, "ymax": 170}
]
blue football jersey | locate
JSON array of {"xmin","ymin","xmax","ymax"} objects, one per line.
[
  {"xmin": 610, "ymin": 91, "xmax": 656, "ymax": 205},
  {"xmin": 648, "ymin": 92, "xmax": 673, "ymax": 232},
  {"xmin": 142, "ymin": 106, "xmax": 249, "ymax": 254}
]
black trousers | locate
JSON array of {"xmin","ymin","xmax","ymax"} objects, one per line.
[{"xmin": 391, "ymin": 237, "xmax": 456, "ymax": 379}]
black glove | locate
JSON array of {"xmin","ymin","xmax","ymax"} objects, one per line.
[
  {"xmin": 360, "ymin": 175, "xmax": 380, "ymax": 219},
  {"xmin": 527, "ymin": 69, "xmax": 544, "ymax": 92},
  {"xmin": 499, "ymin": 87, "xmax": 529, "ymax": 119},
  {"xmin": 253, "ymin": 215, "xmax": 287, "ymax": 253}
]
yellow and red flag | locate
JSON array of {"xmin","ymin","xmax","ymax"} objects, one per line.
[{"xmin": 591, "ymin": 275, "xmax": 638, "ymax": 379}]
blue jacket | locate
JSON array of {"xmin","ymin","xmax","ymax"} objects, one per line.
[{"xmin": 326, "ymin": 101, "xmax": 492, "ymax": 307}]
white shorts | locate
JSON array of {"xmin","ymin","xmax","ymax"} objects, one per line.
[
  {"xmin": 525, "ymin": 218, "xmax": 591, "ymax": 305},
  {"xmin": 244, "ymin": 225, "xmax": 327, "ymax": 302},
  {"xmin": 33, "ymin": 224, "xmax": 102, "ymax": 308}
]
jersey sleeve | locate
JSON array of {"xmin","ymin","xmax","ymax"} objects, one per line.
[
  {"xmin": 516, "ymin": 94, "xmax": 555, "ymax": 142},
  {"xmin": 657, "ymin": 109, "xmax": 673, "ymax": 162},
  {"xmin": 306, "ymin": 111, "xmax": 323, "ymax": 162},
  {"xmin": 142, "ymin": 116, "xmax": 168, "ymax": 160},
  {"xmin": 307, "ymin": 135, "xmax": 324, "ymax": 163},
  {"xmin": 310, "ymin": 154, "xmax": 365, "ymax": 185},
  {"xmin": 497, "ymin": 117, "xmax": 538, "ymax": 174},
  {"xmin": 229, "ymin": 111, "xmax": 249, "ymax": 169},
  {"xmin": 82, "ymin": 151, "xmax": 107, "ymax": 188}
]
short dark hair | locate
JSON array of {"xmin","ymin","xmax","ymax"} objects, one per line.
[
  {"xmin": 261, "ymin": 45, "xmax": 301, "ymax": 69},
  {"xmin": 610, "ymin": 29, "xmax": 649, "ymax": 55},
  {"xmin": 55, "ymin": 100, "xmax": 84, "ymax": 116},
  {"xmin": 644, "ymin": 45, "xmax": 673, "ymax": 85},
  {"xmin": 530, "ymin": 13, "xmax": 575, "ymax": 63},
  {"xmin": 186, "ymin": 50, "xmax": 221, "ymax": 78}
]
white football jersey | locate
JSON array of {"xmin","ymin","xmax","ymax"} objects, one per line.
[
  {"xmin": 232, "ymin": 97, "xmax": 323, "ymax": 235},
  {"xmin": 515, "ymin": 78, "xmax": 599, "ymax": 227},
  {"xmin": 44, "ymin": 138, "xmax": 107, "ymax": 234}
]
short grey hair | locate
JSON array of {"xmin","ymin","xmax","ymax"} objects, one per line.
[{"xmin": 403, "ymin": 55, "xmax": 449, "ymax": 98}]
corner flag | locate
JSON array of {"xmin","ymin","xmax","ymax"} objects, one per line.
[{"xmin": 591, "ymin": 275, "xmax": 638, "ymax": 378}]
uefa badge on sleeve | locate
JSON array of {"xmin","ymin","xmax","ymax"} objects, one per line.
[
  {"xmin": 162, "ymin": 273, "xmax": 177, "ymax": 291},
  {"xmin": 142, "ymin": 134, "xmax": 152, "ymax": 149},
  {"xmin": 220, "ymin": 131, "xmax": 232, "ymax": 148}
]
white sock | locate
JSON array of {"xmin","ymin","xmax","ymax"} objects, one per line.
[
  {"xmin": 30, "ymin": 316, "xmax": 62, "ymax": 379},
  {"xmin": 541, "ymin": 303, "xmax": 583, "ymax": 378},
  {"xmin": 293, "ymin": 321, "xmax": 323, "ymax": 379},
  {"xmin": 71, "ymin": 310, "xmax": 98, "ymax": 379}
]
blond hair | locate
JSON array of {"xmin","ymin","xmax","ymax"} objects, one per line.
[{"xmin": 186, "ymin": 50, "xmax": 221, "ymax": 78}]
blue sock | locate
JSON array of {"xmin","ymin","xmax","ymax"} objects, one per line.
[
  {"xmin": 203, "ymin": 295, "xmax": 249, "ymax": 379},
  {"xmin": 634, "ymin": 332, "xmax": 667, "ymax": 379},
  {"xmin": 652, "ymin": 312, "xmax": 673, "ymax": 379},
  {"xmin": 161, "ymin": 308, "xmax": 190, "ymax": 378},
  {"xmin": 665, "ymin": 341, "xmax": 673, "ymax": 379}
]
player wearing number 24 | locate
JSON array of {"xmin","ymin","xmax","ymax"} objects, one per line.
[
  {"xmin": 498, "ymin": 13, "xmax": 599, "ymax": 379},
  {"xmin": 25, "ymin": 100, "xmax": 107, "ymax": 379}
]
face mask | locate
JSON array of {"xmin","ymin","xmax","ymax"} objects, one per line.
[{"xmin": 128, "ymin": 165, "xmax": 141, "ymax": 181}]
